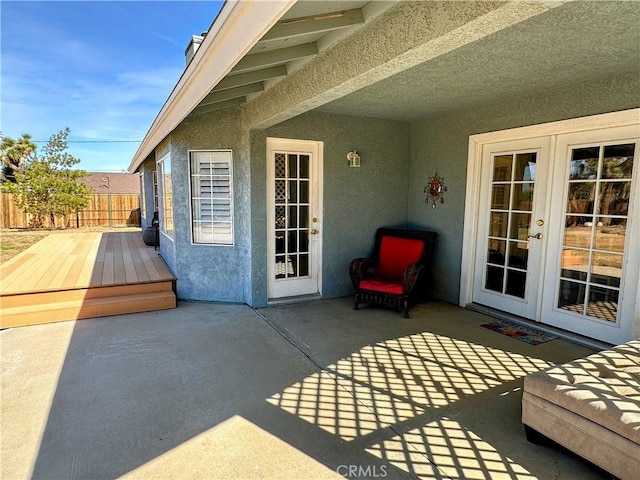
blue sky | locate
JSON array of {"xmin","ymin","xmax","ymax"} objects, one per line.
[{"xmin": 1, "ymin": 1, "xmax": 223, "ymax": 172}]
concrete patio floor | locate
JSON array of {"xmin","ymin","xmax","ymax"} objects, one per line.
[{"xmin": 1, "ymin": 298, "xmax": 610, "ymax": 479}]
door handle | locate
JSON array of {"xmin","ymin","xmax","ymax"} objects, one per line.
[
  {"xmin": 528, "ymin": 232, "xmax": 543, "ymax": 240},
  {"xmin": 309, "ymin": 228, "xmax": 319, "ymax": 235}
]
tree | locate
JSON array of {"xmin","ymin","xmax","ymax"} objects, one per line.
[
  {"xmin": 0, "ymin": 132, "xmax": 36, "ymax": 183},
  {"xmin": 1, "ymin": 128, "xmax": 91, "ymax": 228}
]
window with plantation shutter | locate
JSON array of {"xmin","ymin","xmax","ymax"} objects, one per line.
[{"xmin": 190, "ymin": 150, "xmax": 234, "ymax": 245}]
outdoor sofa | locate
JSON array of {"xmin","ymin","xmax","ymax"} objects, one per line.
[{"xmin": 522, "ymin": 340, "xmax": 640, "ymax": 479}]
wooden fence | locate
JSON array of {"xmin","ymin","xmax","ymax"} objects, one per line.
[{"xmin": 1, "ymin": 193, "xmax": 141, "ymax": 229}]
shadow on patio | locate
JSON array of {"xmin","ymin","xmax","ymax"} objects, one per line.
[{"xmin": 1, "ymin": 298, "xmax": 607, "ymax": 479}]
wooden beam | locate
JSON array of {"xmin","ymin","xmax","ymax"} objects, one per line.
[
  {"xmin": 188, "ymin": 98, "xmax": 247, "ymax": 118},
  {"xmin": 199, "ymin": 83, "xmax": 264, "ymax": 107},
  {"xmin": 213, "ymin": 65, "xmax": 287, "ymax": 92},
  {"xmin": 230, "ymin": 43, "xmax": 318, "ymax": 74},
  {"xmin": 262, "ymin": 9, "xmax": 364, "ymax": 42}
]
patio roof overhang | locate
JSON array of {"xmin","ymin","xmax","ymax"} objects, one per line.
[
  {"xmin": 128, "ymin": 0, "xmax": 378, "ymax": 172},
  {"xmin": 128, "ymin": 0, "xmax": 640, "ymax": 173},
  {"xmin": 128, "ymin": 0, "xmax": 296, "ymax": 172}
]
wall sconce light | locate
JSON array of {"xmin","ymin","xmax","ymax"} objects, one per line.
[
  {"xmin": 424, "ymin": 171, "xmax": 447, "ymax": 208},
  {"xmin": 347, "ymin": 149, "xmax": 361, "ymax": 168}
]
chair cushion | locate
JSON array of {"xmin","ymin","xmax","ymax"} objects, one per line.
[
  {"xmin": 378, "ymin": 236, "xmax": 424, "ymax": 279},
  {"xmin": 359, "ymin": 278, "xmax": 403, "ymax": 295}
]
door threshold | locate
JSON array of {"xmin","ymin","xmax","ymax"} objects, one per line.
[
  {"xmin": 267, "ymin": 293, "xmax": 321, "ymax": 306},
  {"xmin": 466, "ymin": 303, "xmax": 613, "ymax": 351}
]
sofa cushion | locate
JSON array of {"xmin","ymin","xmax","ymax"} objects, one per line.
[
  {"xmin": 377, "ymin": 236, "xmax": 424, "ymax": 280},
  {"xmin": 524, "ymin": 340, "xmax": 640, "ymax": 443}
]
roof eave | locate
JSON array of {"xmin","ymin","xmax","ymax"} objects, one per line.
[{"xmin": 127, "ymin": 0, "xmax": 296, "ymax": 173}]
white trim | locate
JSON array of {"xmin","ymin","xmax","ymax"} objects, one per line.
[
  {"xmin": 128, "ymin": 0, "xmax": 296, "ymax": 173},
  {"xmin": 156, "ymin": 152, "xmax": 175, "ymax": 243},
  {"xmin": 160, "ymin": 230, "xmax": 175, "ymax": 245},
  {"xmin": 460, "ymin": 109, "xmax": 640, "ymax": 309},
  {"xmin": 459, "ymin": 138, "xmax": 483, "ymax": 306}
]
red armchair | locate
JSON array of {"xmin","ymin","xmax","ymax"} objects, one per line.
[{"xmin": 349, "ymin": 228, "xmax": 437, "ymax": 318}]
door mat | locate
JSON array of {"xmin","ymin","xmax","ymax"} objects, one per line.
[{"xmin": 480, "ymin": 320, "xmax": 557, "ymax": 345}]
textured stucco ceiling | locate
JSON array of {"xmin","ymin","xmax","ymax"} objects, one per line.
[{"xmin": 316, "ymin": 1, "xmax": 640, "ymax": 121}]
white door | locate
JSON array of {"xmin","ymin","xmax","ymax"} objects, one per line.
[
  {"xmin": 541, "ymin": 127, "xmax": 639, "ymax": 344},
  {"xmin": 472, "ymin": 138, "xmax": 551, "ymax": 319},
  {"xmin": 469, "ymin": 120, "xmax": 639, "ymax": 344},
  {"xmin": 266, "ymin": 138, "xmax": 323, "ymax": 299}
]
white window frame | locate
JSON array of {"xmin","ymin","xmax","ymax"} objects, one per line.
[
  {"xmin": 156, "ymin": 153, "xmax": 174, "ymax": 241},
  {"xmin": 153, "ymin": 170, "xmax": 159, "ymax": 210},
  {"xmin": 189, "ymin": 149, "xmax": 234, "ymax": 246}
]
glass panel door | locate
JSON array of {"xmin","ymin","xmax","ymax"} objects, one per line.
[
  {"xmin": 267, "ymin": 138, "xmax": 322, "ymax": 300},
  {"xmin": 541, "ymin": 124, "xmax": 639, "ymax": 345},
  {"xmin": 472, "ymin": 137, "xmax": 550, "ymax": 320},
  {"xmin": 557, "ymin": 143, "xmax": 635, "ymax": 323}
]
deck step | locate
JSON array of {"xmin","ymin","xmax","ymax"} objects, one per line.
[
  {"xmin": 0, "ymin": 281, "xmax": 174, "ymax": 309},
  {"xmin": 1, "ymin": 288, "xmax": 176, "ymax": 328}
]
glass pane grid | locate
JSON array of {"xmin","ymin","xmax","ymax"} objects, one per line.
[
  {"xmin": 274, "ymin": 152, "xmax": 310, "ymax": 280},
  {"xmin": 484, "ymin": 152, "xmax": 536, "ymax": 299},
  {"xmin": 557, "ymin": 142, "xmax": 635, "ymax": 323}
]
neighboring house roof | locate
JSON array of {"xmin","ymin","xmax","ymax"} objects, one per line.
[
  {"xmin": 128, "ymin": 0, "xmax": 640, "ymax": 172},
  {"xmin": 83, "ymin": 172, "xmax": 140, "ymax": 194}
]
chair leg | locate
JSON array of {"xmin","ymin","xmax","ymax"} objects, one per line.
[
  {"xmin": 402, "ymin": 299, "xmax": 409, "ymax": 318},
  {"xmin": 353, "ymin": 295, "xmax": 359, "ymax": 310}
]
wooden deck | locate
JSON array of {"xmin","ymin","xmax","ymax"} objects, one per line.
[{"xmin": 0, "ymin": 231, "xmax": 176, "ymax": 328}]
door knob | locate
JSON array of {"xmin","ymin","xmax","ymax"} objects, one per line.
[
  {"xmin": 309, "ymin": 229, "xmax": 319, "ymax": 235},
  {"xmin": 528, "ymin": 232, "xmax": 543, "ymax": 240}
]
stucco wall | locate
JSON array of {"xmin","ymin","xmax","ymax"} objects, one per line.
[
  {"xmin": 251, "ymin": 111, "xmax": 411, "ymax": 306},
  {"xmin": 408, "ymin": 72, "xmax": 640, "ymax": 304},
  {"xmin": 145, "ymin": 71, "xmax": 638, "ymax": 313},
  {"xmin": 164, "ymin": 107, "xmax": 252, "ymax": 303}
]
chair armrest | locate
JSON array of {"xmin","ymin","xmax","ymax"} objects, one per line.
[
  {"xmin": 349, "ymin": 258, "xmax": 378, "ymax": 287},
  {"xmin": 403, "ymin": 263, "xmax": 424, "ymax": 293}
]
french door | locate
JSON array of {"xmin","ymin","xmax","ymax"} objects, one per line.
[
  {"xmin": 266, "ymin": 138, "xmax": 323, "ymax": 300},
  {"xmin": 470, "ymin": 117, "xmax": 639, "ymax": 344},
  {"xmin": 541, "ymin": 128, "xmax": 639, "ymax": 344},
  {"xmin": 472, "ymin": 138, "xmax": 551, "ymax": 319}
]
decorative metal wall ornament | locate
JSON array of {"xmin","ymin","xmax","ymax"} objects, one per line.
[{"xmin": 424, "ymin": 172, "xmax": 447, "ymax": 208}]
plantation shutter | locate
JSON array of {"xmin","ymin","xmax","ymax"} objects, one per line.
[{"xmin": 190, "ymin": 151, "xmax": 233, "ymax": 245}]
